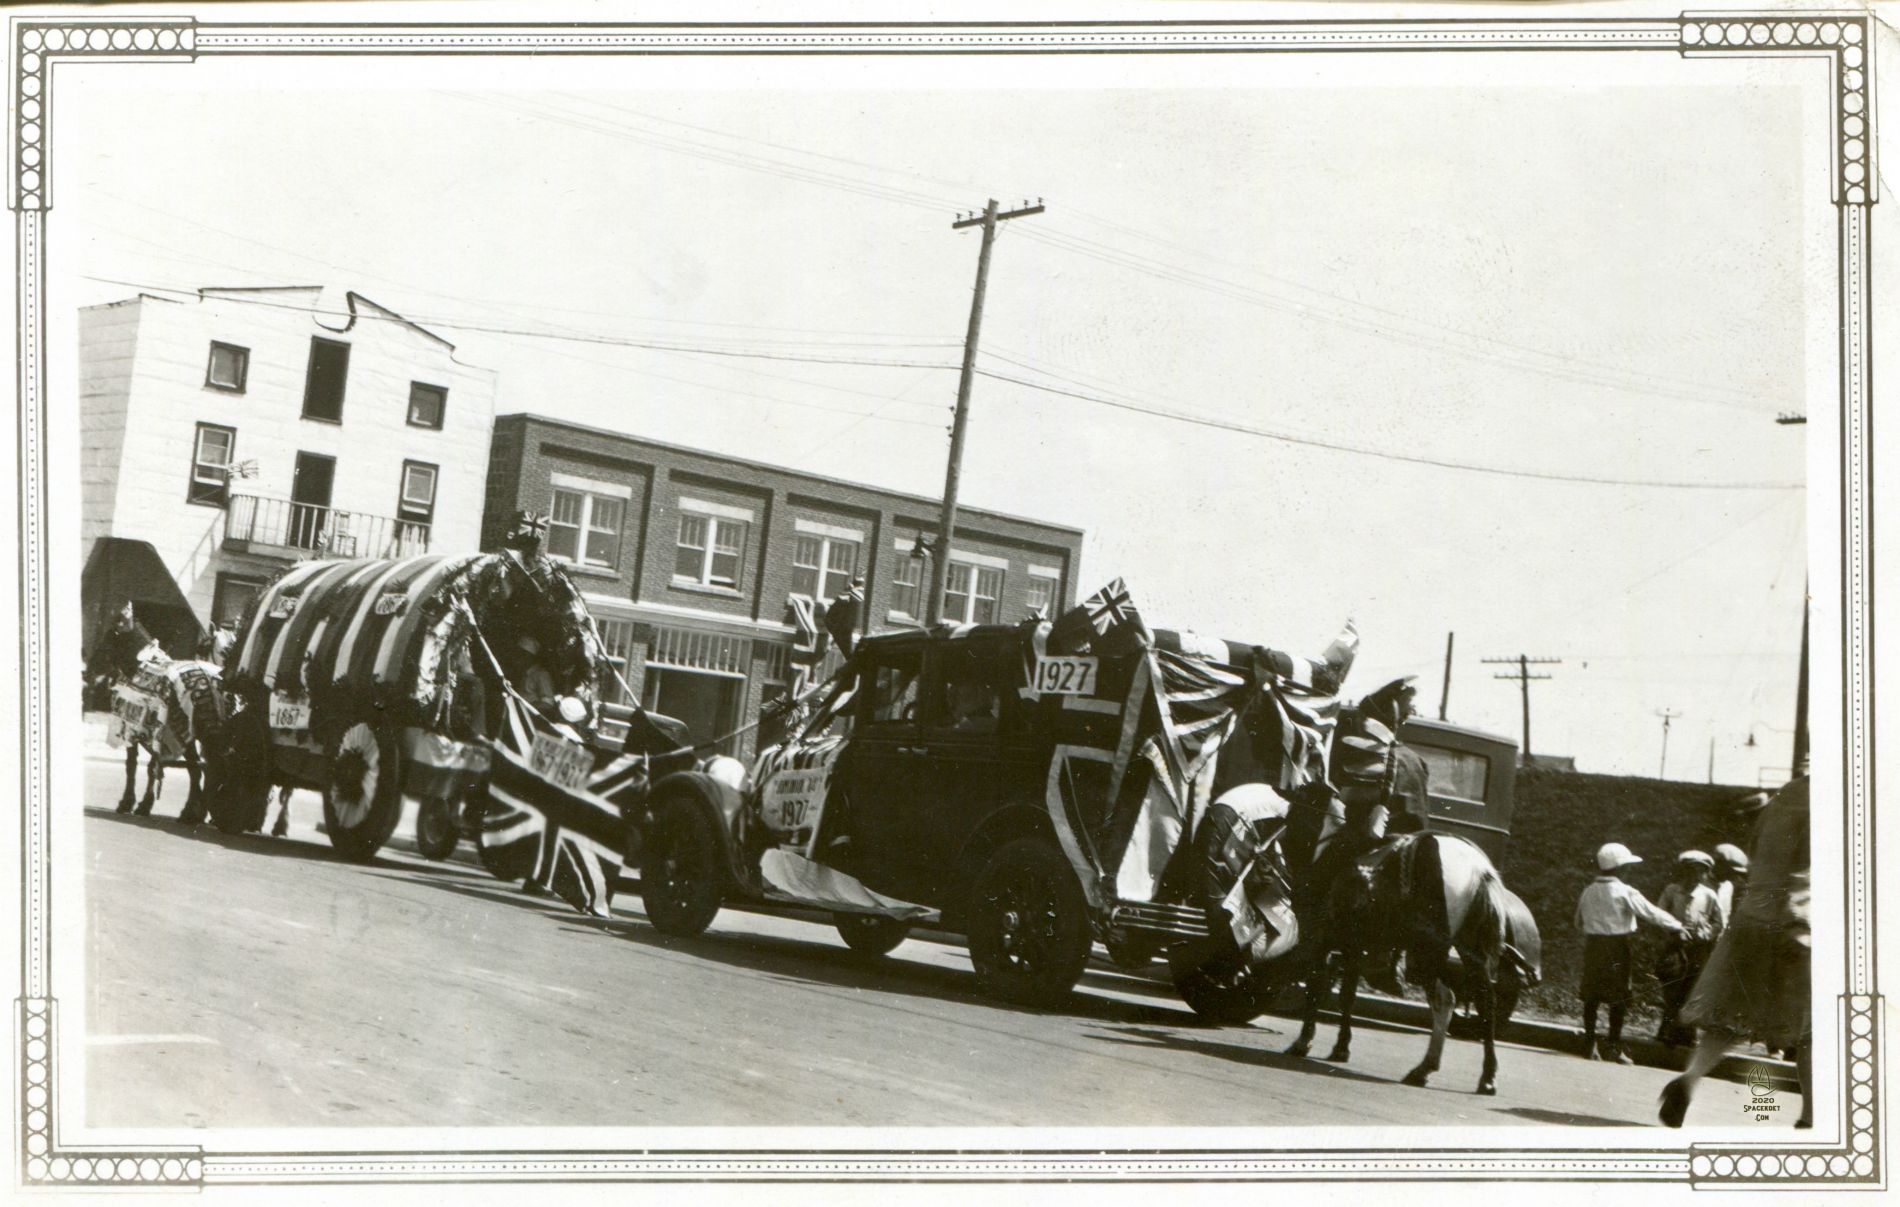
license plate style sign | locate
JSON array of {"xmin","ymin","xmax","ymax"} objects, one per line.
[
  {"xmin": 760, "ymin": 767, "xmax": 831, "ymax": 833},
  {"xmin": 530, "ymin": 733, "xmax": 593, "ymax": 791},
  {"xmin": 268, "ymin": 692, "xmax": 312, "ymax": 731},
  {"xmin": 1032, "ymin": 654, "xmax": 1099, "ymax": 695}
]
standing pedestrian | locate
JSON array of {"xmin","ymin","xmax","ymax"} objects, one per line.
[
  {"xmin": 1660, "ymin": 777, "xmax": 1812, "ymax": 1129},
  {"xmin": 1576, "ymin": 842, "xmax": 1687, "ymax": 1063},
  {"xmin": 1654, "ymin": 850, "xmax": 1723, "ymax": 1046},
  {"xmin": 1712, "ymin": 842, "xmax": 1751, "ymax": 927}
]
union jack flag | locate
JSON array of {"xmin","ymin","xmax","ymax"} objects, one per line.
[
  {"xmin": 1047, "ymin": 577, "xmax": 1151, "ymax": 657},
  {"xmin": 482, "ymin": 731, "xmax": 626, "ymax": 918}
]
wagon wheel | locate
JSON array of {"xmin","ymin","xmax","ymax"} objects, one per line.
[
  {"xmin": 204, "ymin": 700, "xmax": 273, "ymax": 835},
  {"xmin": 321, "ymin": 717, "xmax": 403, "ymax": 862},
  {"xmin": 413, "ymin": 794, "xmax": 461, "ymax": 862}
]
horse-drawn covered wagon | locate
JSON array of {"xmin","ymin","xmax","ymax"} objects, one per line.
[{"xmin": 200, "ymin": 534, "xmax": 680, "ymax": 863}]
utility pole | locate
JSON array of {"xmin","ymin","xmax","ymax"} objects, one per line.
[
  {"xmin": 1707, "ymin": 734, "xmax": 1715, "ymax": 784},
  {"xmin": 1656, "ymin": 707, "xmax": 1683, "ymax": 779},
  {"xmin": 926, "ymin": 197, "xmax": 1044, "ymax": 624},
  {"xmin": 1438, "ymin": 632, "xmax": 1454, "ymax": 721},
  {"xmin": 1775, "ymin": 413, "xmax": 1809, "ymax": 782},
  {"xmin": 1483, "ymin": 654, "xmax": 1560, "ymax": 762}
]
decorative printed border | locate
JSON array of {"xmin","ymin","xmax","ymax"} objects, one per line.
[{"xmin": 8, "ymin": 10, "xmax": 1882, "ymax": 1188}]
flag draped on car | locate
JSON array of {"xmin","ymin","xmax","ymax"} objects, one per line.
[
  {"xmin": 482, "ymin": 736, "xmax": 626, "ymax": 918},
  {"xmin": 1047, "ymin": 576, "xmax": 1151, "ymax": 657}
]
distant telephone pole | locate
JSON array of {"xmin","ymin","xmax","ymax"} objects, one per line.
[
  {"xmin": 1438, "ymin": 632, "xmax": 1454, "ymax": 721},
  {"xmin": 1656, "ymin": 707, "xmax": 1683, "ymax": 779},
  {"xmin": 1483, "ymin": 654, "xmax": 1560, "ymax": 761},
  {"xmin": 926, "ymin": 197, "xmax": 1044, "ymax": 624}
]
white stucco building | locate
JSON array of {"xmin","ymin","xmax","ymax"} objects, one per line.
[{"xmin": 79, "ymin": 286, "xmax": 497, "ymax": 656}]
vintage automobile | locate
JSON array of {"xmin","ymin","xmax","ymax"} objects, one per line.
[
  {"xmin": 1397, "ymin": 718, "xmax": 1520, "ymax": 869},
  {"xmin": 635, "ymin": 615, "xmax": 1354, "ymax": 1015},
  {"xmin": 201, "ymin": 548, "xmax": 621, "ymax": 862}
]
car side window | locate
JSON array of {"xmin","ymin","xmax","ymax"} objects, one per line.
[
  {"xmin": 924, "ymin": 645, "xmax": 1006, "ymax": 736},
  {"xmin": 863, "ymin": 649, "xmax": 924, "ymax": 726}
]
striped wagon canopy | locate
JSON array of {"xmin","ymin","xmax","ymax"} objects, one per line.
[{"xmin": 233, "ymin": 553, "xmax": 487, "ymax": 698}]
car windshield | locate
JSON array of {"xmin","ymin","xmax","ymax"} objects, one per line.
[
  {"xmin": 924, "ymin": 643, "xmax": 1006, "ymax": 735},
  {"xmin": 865, "ymin": 647, "xmax": 924, "ymax": 725}
]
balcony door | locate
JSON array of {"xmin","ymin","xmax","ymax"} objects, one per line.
[{"xmin": 289, "ymin": 452, "xmax": 335, "ymax": 551}]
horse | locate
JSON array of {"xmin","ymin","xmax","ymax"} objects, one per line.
[
  {"xmin": 1285, "ymin": 831, "xmax": 1515, "ymax": 1096},
  {"xmin": 109, "ymin": 650, "xmax": 223, "ymax": 824}
]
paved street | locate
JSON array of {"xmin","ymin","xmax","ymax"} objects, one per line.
[{"xmin": 80, "ymin": 754, "xmax": 1756, "ymax": 1131}]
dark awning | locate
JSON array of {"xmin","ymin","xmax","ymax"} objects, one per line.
[{"xmin": 81, "ymin": 537, "xmax": 203, "ymax": 657}]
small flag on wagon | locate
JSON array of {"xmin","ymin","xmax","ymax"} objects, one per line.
[
  {"xmin": 483, "ymin": 736, "xmax": 625, "ymax": 918},
  {"xmin": 1047, "ymin": 577, "xmax": 1151, "ymax": 657}
]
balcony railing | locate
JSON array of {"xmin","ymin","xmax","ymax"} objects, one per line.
[{"xmin": 224, "ymin": 493, "xmax": 432, "ymax": 560}]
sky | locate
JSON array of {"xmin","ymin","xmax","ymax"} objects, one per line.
[{"xmin": 52, "ymin": 44, "xmax": 1822, "ymax": 782}]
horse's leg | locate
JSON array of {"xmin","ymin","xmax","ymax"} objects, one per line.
[
  {"xmin": 1324, "ymin": 951, "xmax": 1359, "ymax": 1063},
  {"xmin": 1285, "ymin": 956, "xmax": 1327, "ymax": 1057},
  {"xmin": 117, "ymin": 744, "xmax": 138, "ymax": 812},
  {"xmin": 1474, "ymin": 958, "xmax": 1499, "ymax": 1096},
  {"xmin": 135, "ymin": 750, "xmax": 162, "ymax": 815},
  {"xmin": 177, "ymin": 745, "xmax": 205, "ymax": 825},
  {"xmin": 1402, "ymin": 957, "xmax": 1454, "ymax": 1087},
  {"xmin": 271, "ymin": 784, "xmax": 291, "ymax": 838}
]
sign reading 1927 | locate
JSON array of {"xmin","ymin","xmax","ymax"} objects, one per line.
[{"xmin": 1032, "ymin": 654, "xmax": 1098, "ymax": 695}]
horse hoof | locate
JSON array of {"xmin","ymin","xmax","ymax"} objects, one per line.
[
  {"xmin": 1477, "ymin": 1081, "xmax": 1497, "ymax": 1096},
  {"xmin": 115, "ymin": 799, "xmax": 134, "ymax": 815},
  {"xmin": 1285, "ymin": 1041, "xmax": 1312, "ymax": 1059},
  {"xmin": 133, "ymin": 802, "xmax": 153, "ymax": 817},
  {"xmin": 1322, "ymin": 1046, "xmax": 1351, "ymax": 1064},
  {"xmin": 1401, "ymin": 1068, "xmax": 1431, "ymax": 1088}
]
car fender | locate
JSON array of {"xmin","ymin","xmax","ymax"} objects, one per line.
[
  {"xmin": 946, "ymin": 803, "xmax": 1061, "ymax": 930},
  {"xmin": 647, "ymin": 769, "xmax": 754, "ymax": 886}
]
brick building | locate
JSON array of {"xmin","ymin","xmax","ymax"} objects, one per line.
[
  {"xmin": 482, "ymin": 414, "xmax": 1086, "ymax": 756},
  {"xmin": 79, "ymin": 286, "xmax": 495, "ymax": 657}
]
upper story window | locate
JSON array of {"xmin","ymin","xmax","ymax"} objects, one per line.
[
  {"xmin": 547, "ymin": 486, "xmax": 624, "ymax": 572},
  {"xmin": 302, "ymin": 337, "xmax": 350, "ymax": 423},
  {"xmin": 187, "ymin": 423, "xmax": 235, "ymax": 507},
  {"xmin": 398, "ymin": 461, "xmax": 438, "ymax": 527},
  {"xmin": 791, "ymin": 528, "xmax": 861, "ymax": 604},
  {"xmin": 674, "ymin": 510, "xmax": 746, "ymax": 590},
  {"xmin": 943, "ymin": 561, "xmax": 1004, "ymax": 625},
  {"xmin": 889, "ymin": 541, "xmax": 923, "ymax": 620},
  {"xmin": 205, "ymin": 342, "xmax": 249, "ymax": 393},
  {"xmin": 407, "ymin": 382, "xmax": 447, "ymax": 430}
]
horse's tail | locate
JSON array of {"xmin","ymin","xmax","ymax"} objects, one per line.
[{"xmin": 1457, "ymin": 851, "xmax": 1511, "ymax": 981}]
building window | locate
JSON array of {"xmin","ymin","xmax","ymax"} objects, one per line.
[
  {"xmin": 674, "ymin": 512, "xmax": 745, "ymax": 589},
  {"xmin": 547, "ymin": 486, "xmax": 623, "ymax": 571},
  {"xmin": 791, "ymin": 533, "xmax": 861, "ymax": 603},
  {"xmin": 889, "ymin": 550, "xmax": 922, "ymax": 620},
  {"xmin": 205, "ymin": 342, "xmax": 248, "ymax": 393},
  {"xmin": 187, "ymin": 423, "xmax": 235, "ymax": 507},
  {"xmin": 301, "ymin": 337, "xmax": 350, "ymax": 423},
  {"xmin": 407, "ymin": 382, "xmax": 447, "ymax": 430},
  {"xmin": 397, "ymin": 461, "xmax": 437, "ymax": 532},
  {"xmin": 943, "ymin": 562, "xmax": 1003, "ymax": 625},
  {"xmin": 1026, "ymin": 574, "xmax": 1057, "ymax": 618},
  {"xmin": 211, "ymin": 572, "xmax": 267, "ymax": 628}
]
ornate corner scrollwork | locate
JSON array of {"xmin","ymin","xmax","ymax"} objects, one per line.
[
  {"xmin": 1679, "ymin": 13, "xmax": 1874, "ymax": 205},
  {"xmin": 16, "ymin": 999, "xmax": 203, "ymax": 1187},
  {"xmin": 11, "ymin": 20, "xmax": 196, "ymax": 212},
  {"xmin": 1688, "ymin": 995, "xmax": 1885, "ymax": 1186}
]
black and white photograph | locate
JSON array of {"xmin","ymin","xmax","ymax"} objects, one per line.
[{"xmin": 4, "ymin": 0, "xmax": 1892, "ymax": 1196}]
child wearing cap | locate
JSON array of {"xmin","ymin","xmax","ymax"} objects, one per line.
[
  {"xmin": 1576, "ymin": 842, "xmax": 1688, "ymax": 1062},
  {"xmin": 1654, "ymin": 851, "xmax": 1724, "ymax": 1046}
]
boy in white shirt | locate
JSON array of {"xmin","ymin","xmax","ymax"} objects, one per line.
[{"xmin": 1576, "ymin": 842, "xmax": 1687, "ymax": 1062}]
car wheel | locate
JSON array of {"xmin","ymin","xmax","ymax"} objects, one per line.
[
  {"xmin": 205, "ymin": 703, "xmax": 272, "ymax": 835},
  {"xmin": 642, "ymin": 794, "xmax": 724, "ymax": 937},
  {"xmin": 835, "ymin": 912, "xmax": 910, "ymax": 956},
  {"xmin": 966, "ymin": 838, "xmax": 1092, "ymax": 1007},
  {"xmin": 1170, "ymin": 948, "xmax": 1278, "ymax": 1024},
  {"xmin": 321, "ymin": 719, "xmax": 403, "ymax": 862},
  {"xmin": 414, "ymin": 794, "xmax": 460, "ymax": 861}
]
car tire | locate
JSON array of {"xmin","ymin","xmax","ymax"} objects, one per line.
[
  {"xmin": 642, "ymin": 794, "xmax": 724, "ymax": 937},
  {"xmin": 1169, "ymin": 796, "xmax": 1286, "ymax": 1024},
  {"xmin": 414, "ymin": 794, "xmax": 460, "ymax": 862},
  {"xmin": 1170, "ymin": 949, "xmax": 1277, "ymax": 1025},
  {"xmin": 205, "ymin": 702, "xmax": 273, "ymax": 835},
  {"xmin": 966, "ymin": 837, "xmax": 1092, "ymax": 1007},
  {"xmin": 835, "ymin": 912, "xmax": 910, "ymax": 956},
  {"xmin": 321, "ymin": 718, "xmax": 403, "ymax": 862}
]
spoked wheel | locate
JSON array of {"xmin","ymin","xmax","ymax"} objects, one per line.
[
  {"xmin": 321, "ymin": 719, "xmax": 403, "ymax": 862},
  {"xmin": 835, "ymin": 912, "xmax": 910, "ymax": 957},
  {"xmin": 966, "ymin": 838, "xmax": 1091, "ymax": 1007},
  {"xmin": 414, "ymin": 794, "xmax": 460, "ymax": 861},
  {"xmin": 641, "ymin": 794, "xmax": 724, "ymax": 937},
  {"xmin": 205, "ymin": 702, "xmax": 273, "ymax": 835}
]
